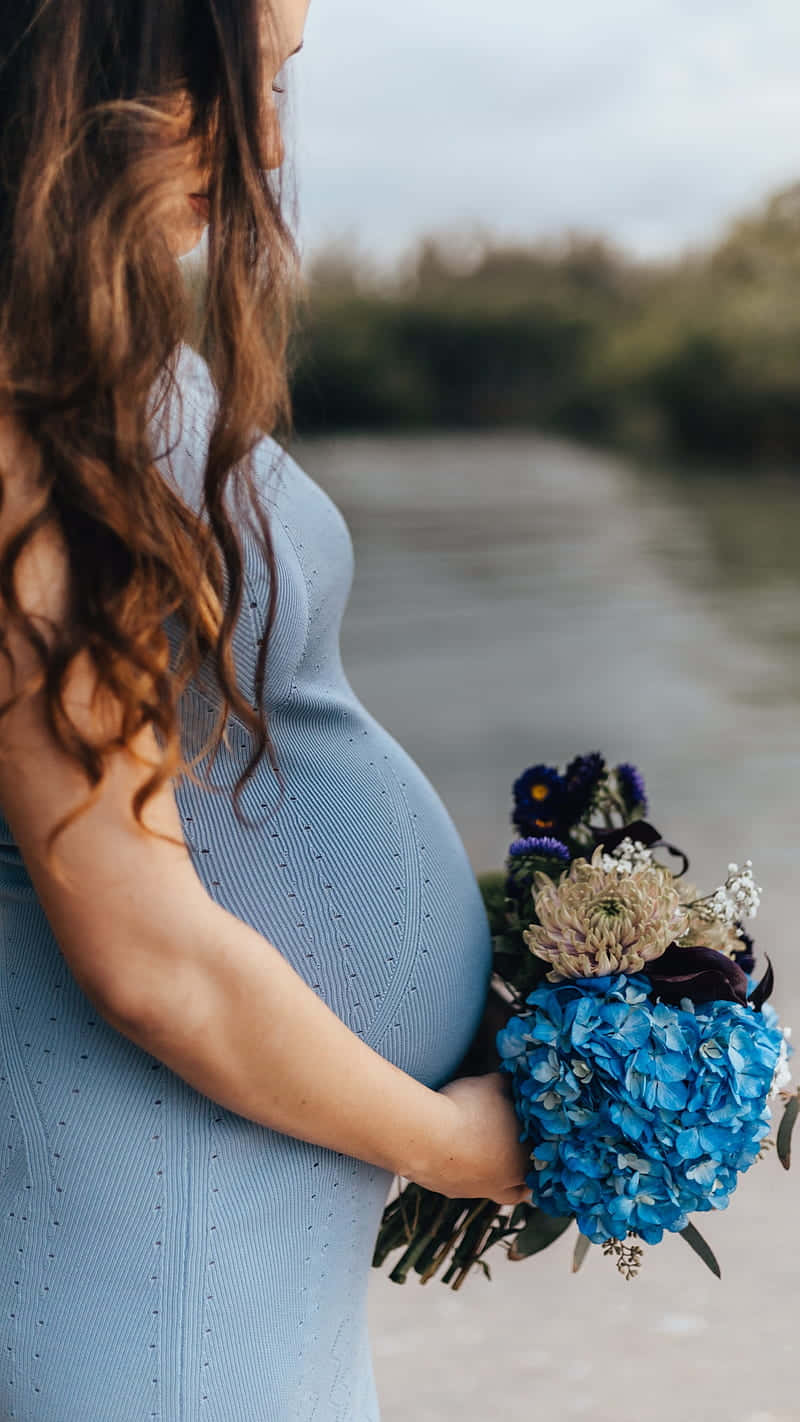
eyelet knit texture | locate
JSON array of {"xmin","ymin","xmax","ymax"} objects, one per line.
[{"xmin": 0, "ymin": 343, "xmax": 492, "ymax": 1421}]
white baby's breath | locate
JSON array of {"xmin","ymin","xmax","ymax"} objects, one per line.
[
  {"xmin": 769, "ymin": 1026, "xmax": 793, "ymax": 1101},
  {"xmin": 708, "ymin": 860, "xmax": 762, "ymax": 925},
  {"xmin": 600, "ymin": 837, "xmax": 655, "ymax": 876}
]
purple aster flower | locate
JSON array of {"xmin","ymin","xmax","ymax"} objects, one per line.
[
  {"xmin": 616, "ymin": 762, "xmax": 648, "ymax": 814},
  {"xmin": 506, "ymin": 836, "xmax": 571, "ymax": 906},
  {"xmin": 512, "ymin": 764, "xmax": 567, "ymax": 837},
  {"xmin": 509, "ymin": 837, "xmax": 571, "ymax": 865},
  {"xmin": 563, "ymin": 752, "xmax": 606, "ymax": 823}
]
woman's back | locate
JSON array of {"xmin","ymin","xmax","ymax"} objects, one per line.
[{"xmin": 0, "ymin": 342, "xmax": 493, "ymax": 1421}]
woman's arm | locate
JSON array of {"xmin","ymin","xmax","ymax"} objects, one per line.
[{"xmin": 105, "ymin": 895, "xmax": 527, "ymax": 1199}]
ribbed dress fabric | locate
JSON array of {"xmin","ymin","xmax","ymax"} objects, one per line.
[{"xmin": 0, "ymin": 341, "xmax": 493, "ymax": 1421}]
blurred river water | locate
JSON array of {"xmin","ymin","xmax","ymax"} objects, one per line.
[{"xmin": 292, "ymin": 429, "xmax": 800, "ymax": 1422}]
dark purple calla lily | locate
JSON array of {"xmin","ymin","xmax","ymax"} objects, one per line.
[
  {"xmin": 646, "ymin": 942, "xmax": 750, "ymax": 1007},
  {"xmin": 596, "ymin": 820, "xmax": 662, "ymax": 855}
]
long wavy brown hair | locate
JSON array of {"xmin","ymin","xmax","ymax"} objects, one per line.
[{"xmin": 0, "ymin": 0, "xmax": 302, "ymax": 885}]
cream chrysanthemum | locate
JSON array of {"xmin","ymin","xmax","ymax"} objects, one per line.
[{"xmin": 524, "ymin": 846, "xmax": 690, "ymax": 982}]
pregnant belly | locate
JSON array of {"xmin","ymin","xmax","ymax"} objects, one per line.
[{"xmin": 179, "ymin": 693, "xmax": 494, "ymax": 1090}]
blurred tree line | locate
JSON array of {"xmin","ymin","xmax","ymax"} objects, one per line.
[{"xmin": 283, "ymin": 183, "xmax": 800, "ymax": 461}]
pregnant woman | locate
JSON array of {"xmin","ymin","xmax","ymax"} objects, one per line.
[{"xmin": 0, "ymin": 1, "xmax": 531, "ymax": 1418}]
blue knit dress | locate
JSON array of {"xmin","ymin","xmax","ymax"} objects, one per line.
[{"xmin": 0, "ymin": 342, "xmax": 492, "ymax": 1421}]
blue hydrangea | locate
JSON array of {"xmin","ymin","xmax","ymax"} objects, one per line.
[{"xmin": 497, "ymin": 973, "xmax": 785, "ymax": 1246}]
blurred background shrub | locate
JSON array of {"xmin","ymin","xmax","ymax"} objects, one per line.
[{"xmin": 182, "ymin": 180, "xmax": 800, "ymax": 463}]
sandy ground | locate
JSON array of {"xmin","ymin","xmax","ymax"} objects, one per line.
[{"xmin": 368, "ymin": 1149, "xmax": 799, "ymax": 1422}]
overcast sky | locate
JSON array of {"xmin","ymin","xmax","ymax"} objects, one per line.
[{"xmin": 284, "ymin": 0, "xmax": 800, "ymax": 269}]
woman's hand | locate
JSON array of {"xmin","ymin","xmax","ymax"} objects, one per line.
[{"xmin": 408, "ymin": 1071, "xmax": 532, "ymax": 1205}]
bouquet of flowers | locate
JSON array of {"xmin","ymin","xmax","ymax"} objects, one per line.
[{"xmin": 373, "ymin": 752, "xmax": 796, "ymax": 1288}]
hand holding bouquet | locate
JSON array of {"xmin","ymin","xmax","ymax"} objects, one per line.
[{"xmin": 374, "ymin": 753, "xmax": 795, "ymax": 1288}]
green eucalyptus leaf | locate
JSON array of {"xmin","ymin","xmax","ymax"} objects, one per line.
[
  {"xmin": 680, "ymin": 1222, "xmax": 721, "ymax": 1279},
  {"xmin": 509, "ymin": 1202, "xmax": 531, "ymax": 1230},
  {"xmin": 572, "ymin": 1232, "xmax": 592, "ymax": 1274},
  {"xmin": 508, "ymin": 1210, "xmax": 574, "ymax": 1260},
  {"xmin": 777, "ymin": 1091, "xmax": 800, "ymax": 1171}
]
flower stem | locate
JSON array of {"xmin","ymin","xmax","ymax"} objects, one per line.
[
  {"xmin": 388, "ymin": 1194, "xmax": 453, "ymax": 1284},
  {"xmin": 440, "ymin": 1200, "xmax": 494, "ymax": 1286},
  {"xmin": 373, "ymin": 1183, "xmax": 438, "ymax": 1269},
  {"xmin": 417, "ymin": 1200, "xmax": 474, "ymax": 1282},
  {"xmin": 456, "ymin": 1201, "xmax": 508, "ymax": 1290}
]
